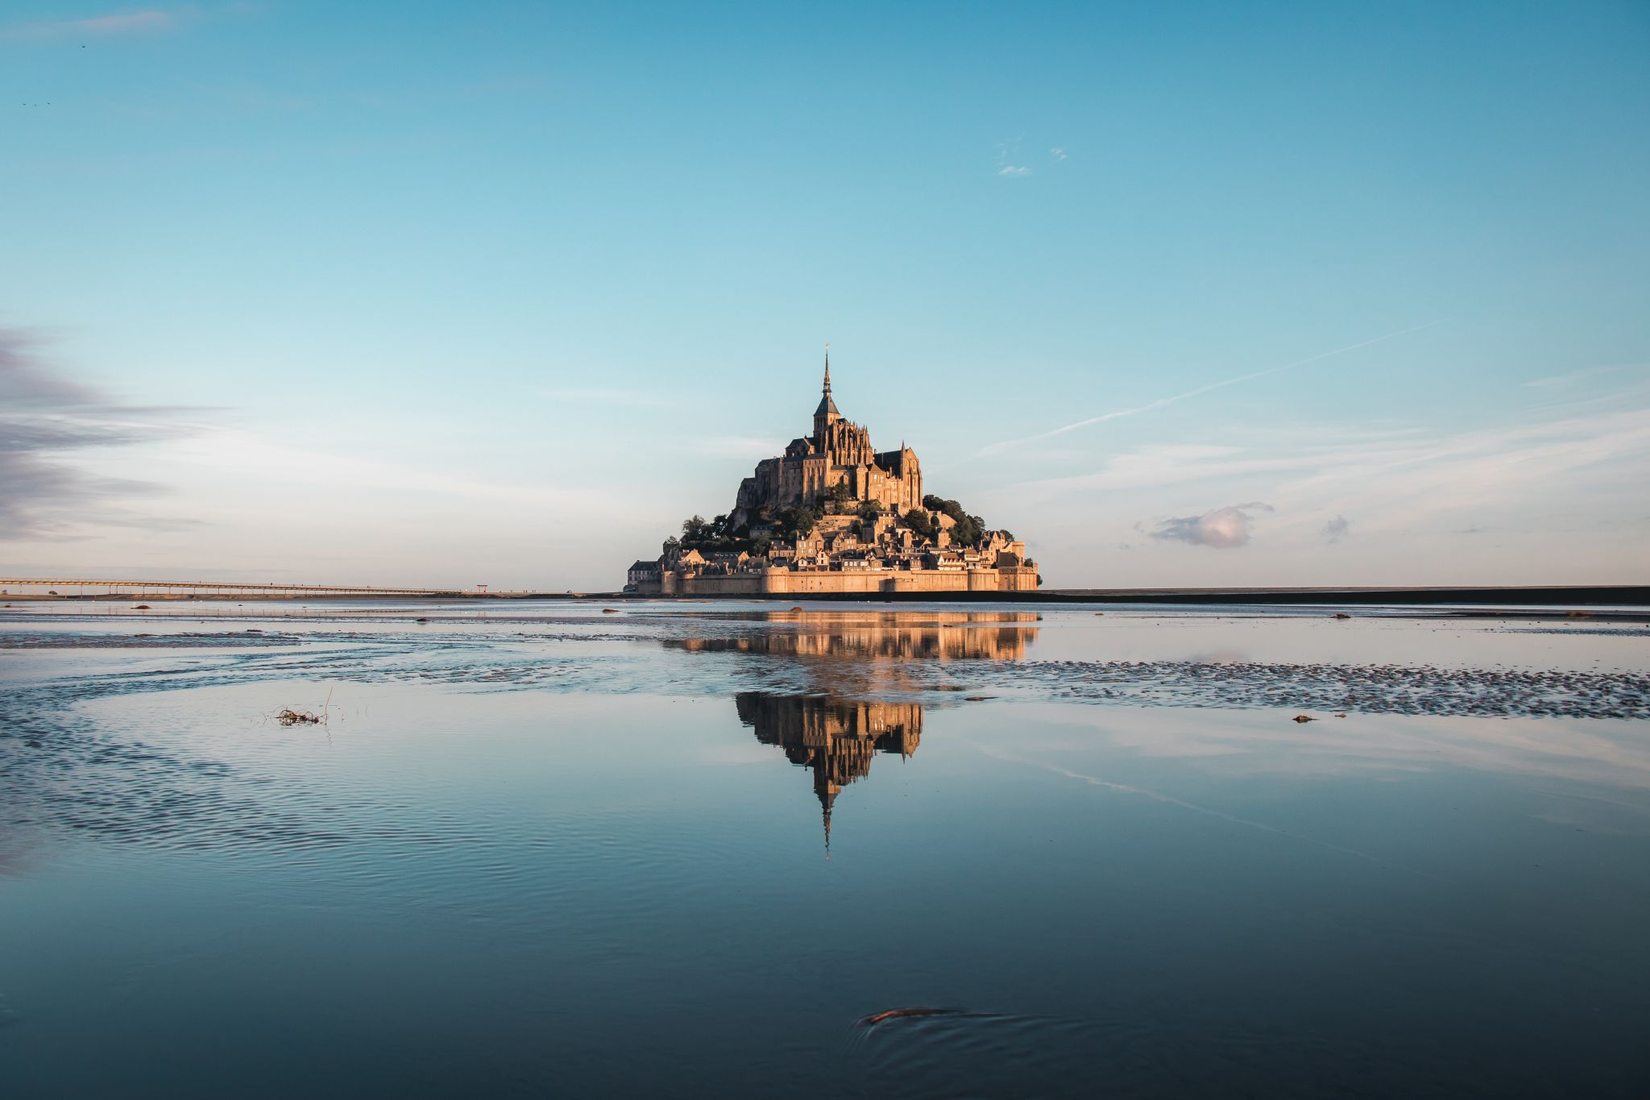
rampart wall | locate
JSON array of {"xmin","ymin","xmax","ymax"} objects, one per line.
[{"xmin": 652, "ymin": 567, "xmax": 1038, "ymax": 596}]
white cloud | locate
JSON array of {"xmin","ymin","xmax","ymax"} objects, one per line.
[
  {"xmin": 0, "ymin": 8, "xmax": 183, "ymax": 42},
  {"xmin": 997, "ymin": 165, "xmax": 1031, "ymax": 177},
  {"xmin": 978, "ymin": 321, "xmax": 1441, "ymax": 456},
  {"xmin": 1050, "ymin": 147, "xmax": 1067, "ymax": 161},
  {"xmin": 690, "ymin": 436, "xmax": 783, "ymax": 459},
  {"xmin": 155, "ymin": 428, "xmax": 618, "ymax": 512},
  {"xmin": 535, "ymin": 386, "xmax": 667, "ymax": 408},
  {"xmin": 1150, "ymin": 502, "xmax": 1273, "ymax": 549}
]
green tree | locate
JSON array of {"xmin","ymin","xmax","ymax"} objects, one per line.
[
  {"xmin": 903, "ymin": 508, "xmax": 936, "ymax": 543},
  {"xmin": 777, "ymin": 506, "xmax": 820, "ymax": 540},
  {"xmin": 681, "ymin": 515, "xmax": 711, "ymax": 547},
  {"xmin": 857, "ymin": 499, "xmax": 884, "ymax": 521}
]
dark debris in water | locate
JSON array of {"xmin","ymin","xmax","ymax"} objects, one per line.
[{"xmin": 1011, "ymin": 659, "xmax": 1650, "ymax": 720}]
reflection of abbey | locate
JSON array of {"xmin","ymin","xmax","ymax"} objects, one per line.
[
  {"xmin": 627, "ymin": 355, "xmax": 1040, "ymax": 595},
  {"xmin": 665, "ymin": 610, "xmax": 1040, "ymax": 663},
  {"xmin": 736, "ymin": 693, "xmax": 922, "ymax": 848}
]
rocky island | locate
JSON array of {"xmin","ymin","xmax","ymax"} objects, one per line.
[{"xmin": 627, "ymin": 355, "xmax": 1039, "ymax": 595}]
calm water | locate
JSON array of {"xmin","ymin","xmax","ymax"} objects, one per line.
[{"xmin": 3, "ymin": 601, "xmax": 1649, "ymax": 1097}]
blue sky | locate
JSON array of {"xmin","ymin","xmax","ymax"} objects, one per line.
[{"xmin": 3, "ymin": 1, "xmax": 1647, "ymax": 588}]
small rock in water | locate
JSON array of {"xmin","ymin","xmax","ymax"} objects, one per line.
[
  {"xmin": 1292, "ymin": 714, "xmax": 1317, "ymax": 723},
  {"xmin": 1333, "ymin": 612, "xmax": 1351, "ymax": 620}
]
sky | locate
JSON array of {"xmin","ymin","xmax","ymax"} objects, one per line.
[{"xmin": 2, "ymin": 1, "xmax": 1647, "ymax": 590}]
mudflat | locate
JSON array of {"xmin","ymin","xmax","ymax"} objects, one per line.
[{"xmin": 3, "ymin": 601, "xmax": 1648, "ymax": 1097}]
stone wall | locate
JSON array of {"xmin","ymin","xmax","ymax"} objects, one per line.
[{"xmin": 643, "ymin": 566, "xmax": 1038, "ymax": 597}]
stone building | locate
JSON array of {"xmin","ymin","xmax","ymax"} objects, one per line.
[{"xmin": 628, "ymin": 354, "xmax": 1040, "ymax": 596}]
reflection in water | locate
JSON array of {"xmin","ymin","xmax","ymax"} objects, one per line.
[
  {"xmin": 736, "ymin": 693, "xmax": 922, "ymax": 850},
  {"xmin": 675, "ymin": 614, "xmax": 1038, "ymax": 849},
  {"xmin": 665, "ymin": 609, "xmax": 1040, "ymax": 699},
  {"xmin": 665, "ymin": 610, "xmax": 1040, "ymax": 662}
]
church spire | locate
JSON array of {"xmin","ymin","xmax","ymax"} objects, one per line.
[{"xmin": 813, "ymin": 341, "xmax": 841, "ymax": 441}]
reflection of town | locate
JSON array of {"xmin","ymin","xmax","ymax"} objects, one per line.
[
  {"xmin": 668, "ymin": 611, "xmax": 1041, "ymax": 847},
  {"xmin": 664, "ymin": 610, "xmax": 1040, "ymax": 662},
  {"xmin": 735, "ymin": 693, "xmax": 922, "ymax": 850}
]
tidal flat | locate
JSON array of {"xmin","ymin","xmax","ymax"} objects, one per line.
[{"xmin": 2, "ymin": 601, "xmax": 1648, "ymax": 1097}]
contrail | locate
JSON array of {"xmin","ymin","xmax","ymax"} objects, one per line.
[{"xmin": 977, "ymin": 320, "xmax": 1441, "ymax": 457}]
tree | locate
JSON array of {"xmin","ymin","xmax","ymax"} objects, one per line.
[
  {"xmin": 681, "ymin": 515, "xmax": 711, "ymax": 546},
  {"xmin": 827, "ymin": 480, "xmax": 854, "ymax": 504},
  {"xmin": 777, "ymin": 505, "xmax": 820, "ymax": 540},
  {"xmin": 952, "ymin": 514, "xmax": 984, "ymax": 547},
  {"xmin": 919, "ymin": 494, "xmax": 989, "ymax": 545},
  {"xmin": 903, "ymin": 508, "xmax": 936, "ymax": 543},
  {"xmin": 857, "ymin": 499, "xmax": 884, "ymax": 521}
]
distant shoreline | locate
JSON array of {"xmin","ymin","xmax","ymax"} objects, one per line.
[{"xmin": 3, "ymin": 583, "xmax": 1646, "ymax": 609}]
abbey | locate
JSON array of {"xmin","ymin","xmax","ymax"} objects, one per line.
[
  {"xmin": 730, "ymin": 358, "xmax": 925, "ymax": 528},
  {"xmin": 627, "ymin": 354, "xmax": 1040, "ymax": 596}
]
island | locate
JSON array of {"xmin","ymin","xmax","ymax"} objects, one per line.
[{"xmin": 627, "ymin": 355, "xmax": 1040, "ymax": 595}]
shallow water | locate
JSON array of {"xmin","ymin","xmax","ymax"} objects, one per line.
[{"xmin": 2, "ymin": 601, "xmax": 1649, "ymax": 1097}]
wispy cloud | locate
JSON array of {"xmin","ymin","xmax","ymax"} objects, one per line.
[
  {"xmin": 0, "ymin": 7, "xmax": 185, "ymax": 42},
  {"xmin": 1522, "ymin": 363, "xmax": 1639, "ymax": 389},
  {"xmin": 1019, "ymin": 402, "xmax": 1650, "ymax": 573},
  {"xmin": 0, "ymin": 328, "xmax": 200, "ymax": 539},
  {"xmin": 1050, "ymin": 147, "xmax": 1067, "ymax": 161},
  {"xmin": 978, "ymin": 321, "xmax": 1442, "ymax": 456},
  {"xmin": 536, "ymin": 386, "xmax": 667, "ymax": 408},
  {"xmin": 158, "ymin": 427, "xmax": 618, "ymax": 512},
  {"xmin": 994, "ymin": 138, "xmax": 1033, "ymax": 178},
  {"xmin": 691, "ymin": 436, "xmax": 783, "ymax": 460},
  {"xmin": 1150, "ymin": 502, "xmax": 1272, "ymax": 549}
]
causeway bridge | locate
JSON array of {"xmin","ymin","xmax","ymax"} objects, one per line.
[{"xmin": 0, "ymin": 578, "xmax": 509, "ymax": 599}]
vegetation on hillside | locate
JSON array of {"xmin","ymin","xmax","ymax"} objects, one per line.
[{"xmin": 664, "ymin": 489, "xmax": 1004, "ymax": 559}]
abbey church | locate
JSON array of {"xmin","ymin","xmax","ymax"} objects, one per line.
[{"xmin": 627, "ymin": 354, "xmax": 1039, "ymax": 596}]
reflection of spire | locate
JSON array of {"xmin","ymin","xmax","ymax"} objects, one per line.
[
  {"xmin": 820, "ymin": 787, "xmax": 835, "ymax": 858},
  {"xmin": 737, "ymin": 692, "xmax": 924, "ymax": 850}
]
